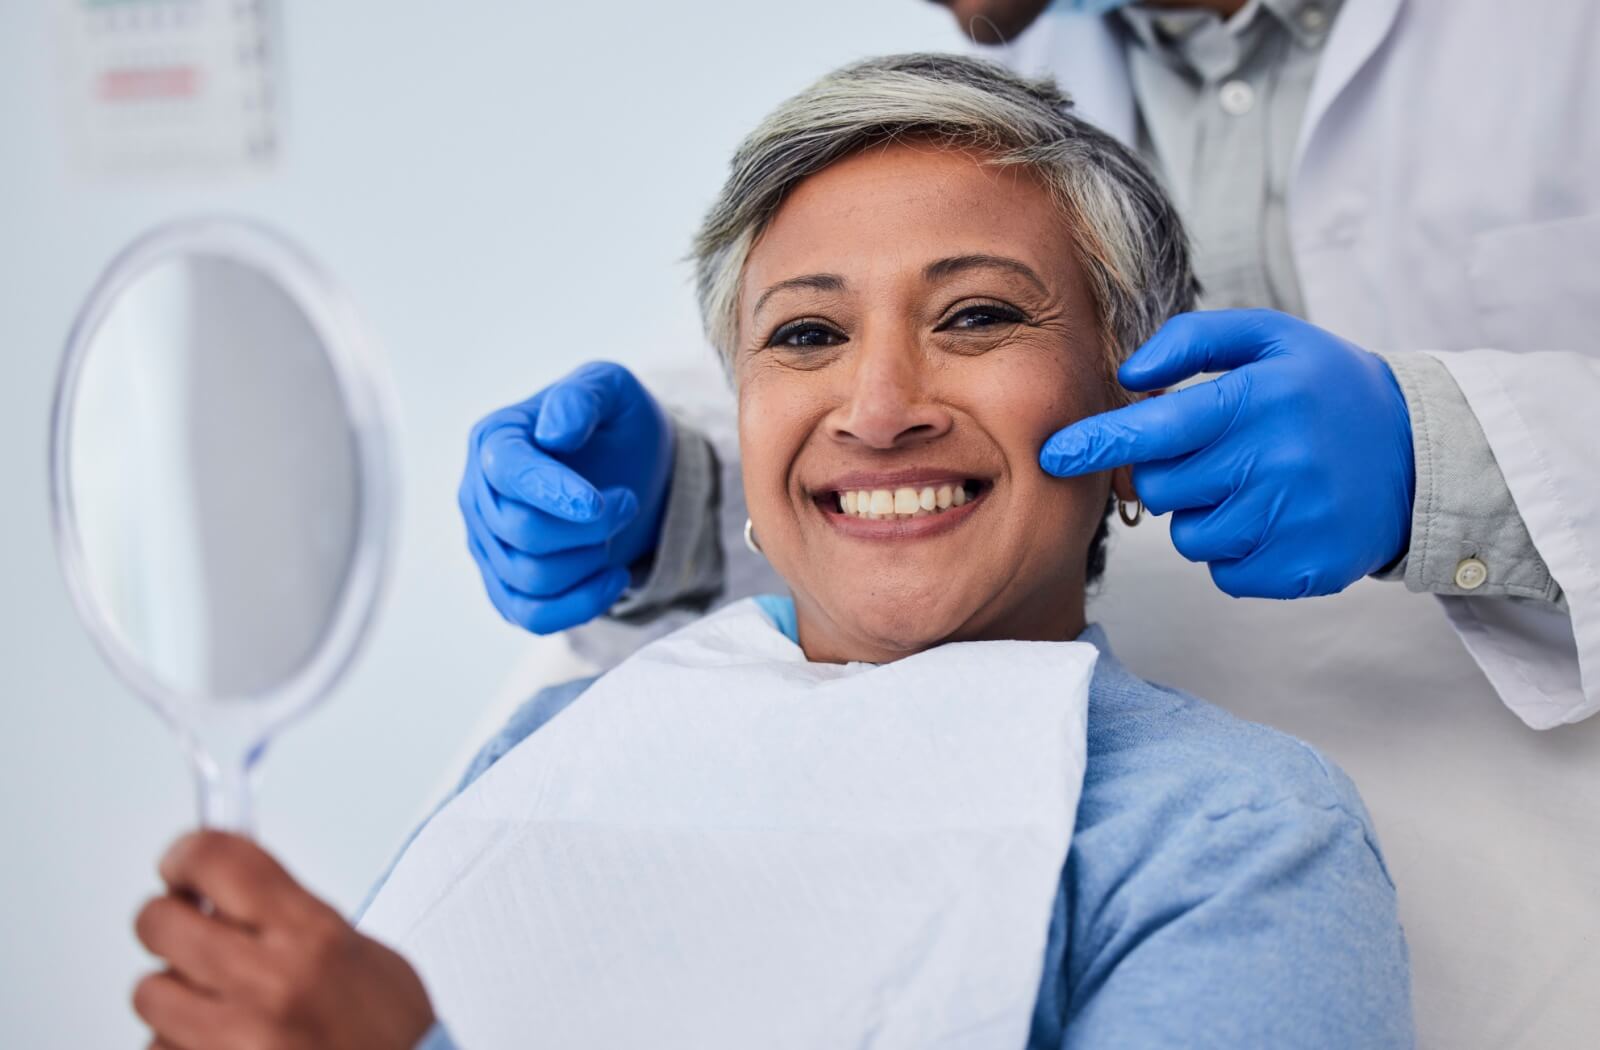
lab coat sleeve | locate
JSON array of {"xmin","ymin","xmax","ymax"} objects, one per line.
[
  {"xmin": 1428, "ymin": 349, "xmax": 1600, "ymax": 728},
  {"xmin": 608, "ymin": 413, "xmax": 725, "ymax": 621},
  {"xmin": 1061, "ymin": 800, "xmax": 1412, "ymax": 1049},
  {"xmin": 1375, "ymin": 351, "xmax": 1563, "ymax": 606}
]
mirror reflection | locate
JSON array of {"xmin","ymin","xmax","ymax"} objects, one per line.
[{"xmin": 67, "ymin": 253, "xmax": 360, "ymax": 701}]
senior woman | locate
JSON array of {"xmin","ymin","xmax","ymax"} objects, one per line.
[{"xmin": 129, "ymin": 55, "xmax": 1411, "ymax": 1050}]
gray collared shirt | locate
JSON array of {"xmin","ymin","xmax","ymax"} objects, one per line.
[{"xmin": 1117, "ymin": 0, "xmax": 1340, "ymax": 316}]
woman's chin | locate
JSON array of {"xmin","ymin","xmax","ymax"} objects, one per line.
[{"xmin": 823, "ymin": 589, "xmax": 981, "ymax": 660}]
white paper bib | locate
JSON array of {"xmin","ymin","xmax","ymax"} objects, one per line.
[{"xmin": 361, "ymin": 598, "xmax": 1095, "ymax": 1049}]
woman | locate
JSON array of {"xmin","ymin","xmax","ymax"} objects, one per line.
[{"xmin": 130, "ymin": 55, "xmax": 1411, "ymax": 1049}]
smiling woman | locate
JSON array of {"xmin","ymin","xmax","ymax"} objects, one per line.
[
  {"xmin": 695, "ymin": 54, "xmax": 1194, "ymax": 662},
  {"xmin": 129, "ymin": 54, "xmax": 1413, "ymax": 1050},
  {"xmin": 736, "ymin": 144, "xmax": 1121, "ymax": 661}
]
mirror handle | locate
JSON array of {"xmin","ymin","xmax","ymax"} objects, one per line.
[{"xmin": 192, "ymin": 745, "xmax": 262, "ymax": 835}]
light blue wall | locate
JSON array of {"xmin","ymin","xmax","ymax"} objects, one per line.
[{"xmin": 0, "ymin": 2, "xmax": 960, "ymax": 1042}]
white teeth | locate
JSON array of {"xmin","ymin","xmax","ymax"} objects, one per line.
[{"xmin": 834, "ymin": 483, "xmax": 977, "ymax": 520}]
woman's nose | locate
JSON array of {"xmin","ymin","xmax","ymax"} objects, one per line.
[{"xmin": 826, "ymin": 336, "xmax": 954, "ymax": 450}]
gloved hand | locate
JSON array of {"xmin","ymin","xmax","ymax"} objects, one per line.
[
  {"xmin": 1039, "ymin": 309, "xmax": 1415, "ymax": 599},
  {"xmin": 459, "ymin": 361, "xmax": 674, "ymax": 634}
]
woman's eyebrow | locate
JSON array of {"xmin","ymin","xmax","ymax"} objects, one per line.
[
  {"xmin": 753, "ymin": 273, "xmax": 846, "ymax": 317},
  {"xmin": 923, "ymin": 254, "xmax": 1048, "ymax": 295}
]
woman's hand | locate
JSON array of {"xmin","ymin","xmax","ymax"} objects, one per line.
[{"xmin": 132, "ymin": 830, "xmax": 435, "ymax": 1050}]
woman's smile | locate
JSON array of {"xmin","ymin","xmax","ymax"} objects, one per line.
[{"xmin": 809, "ymin": 472, "xmax": 991, "ymax": 540}]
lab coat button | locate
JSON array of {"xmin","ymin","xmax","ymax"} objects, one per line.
[
  {"xmin": 1219, "ymin": 80, "xmax": 1255, "ymax": 116},
  {"xmin": 1454, "ymin": 557, "xmax": 1489, "ymax": 591},
  {"xmin": 1299, "ymin": 4, "xmax": 1329, "ymax": 33}
]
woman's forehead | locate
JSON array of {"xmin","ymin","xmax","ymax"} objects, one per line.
[{"xmin": 742, "ymin": 144, "xmax": 1075, "ymax": 297}]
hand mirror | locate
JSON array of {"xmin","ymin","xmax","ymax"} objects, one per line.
[{"xmin": 50, "ymin": 218, "xmax": 395, "ymax": 832}]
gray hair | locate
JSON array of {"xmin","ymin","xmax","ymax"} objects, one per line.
[{"xmin": 691, "ymin": 53, "xmax": 1198, "ymax": 396}]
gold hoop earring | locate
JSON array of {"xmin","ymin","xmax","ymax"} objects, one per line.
[
  {"xmin": 1117, "ymin": 497, "xmax": 1143, "ymax": 527},
  {"xmin": 743, "ymin": 517, "xmax": 763, "ymax": 555}
]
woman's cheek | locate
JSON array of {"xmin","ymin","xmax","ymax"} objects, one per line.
[
  {"xmin": 960, "ymin": 345, "xmax": 1099, "ymax": 448},
  {"xmin": 737, "ymin": 378, "xmax": 803, "ymax": 533}
]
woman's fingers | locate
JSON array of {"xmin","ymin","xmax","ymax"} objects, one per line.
[
  {"xmin": 131, "ymin": 971, "xmax": 241, "ymax": 1050},
  {"xmin": 132, "ymin": 970, "xmax": 280, "ymax": 1050},
  {"xmin": 157, "ymin": 831, "xmax": 321, "ymax": 931},
  {"xmin": 137, "ymin": 832, "xmax": 437, "ymax": 1049},
  {"xmin": 134, "ymin": 893, "xmax": 264, "ymax": 995}
]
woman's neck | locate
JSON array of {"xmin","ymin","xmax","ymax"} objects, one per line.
[{"xmin": 791, "ymin": 584, "xmax": 1088, "ymax": 665}]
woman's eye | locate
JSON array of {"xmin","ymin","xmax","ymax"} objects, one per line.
[
  {"xmin": 940, "ymin": 303, "xmax": 1025, "ymax": 331},
  {"xmin": 770, "ymin": 322, "xmax": 846, "ymax": 349}
]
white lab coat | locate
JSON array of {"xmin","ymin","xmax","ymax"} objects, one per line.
[{"xmin": 1000, "ymin": 0, "xmax": 1600, "ymax": 730}]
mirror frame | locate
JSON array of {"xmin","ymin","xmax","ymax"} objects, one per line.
[{"xmin": 49, "ymin": 216, "xmax": 397, "ymax": 743}]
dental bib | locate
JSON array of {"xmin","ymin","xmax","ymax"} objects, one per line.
[{"xmin": 360, "ymin": 598, "xmax": 1095, "ymax": 1049}]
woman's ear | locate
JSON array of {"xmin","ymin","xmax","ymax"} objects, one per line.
[{"xmin": 1111, "ymin": 465, "xmax": 1137, "ymax": 503}]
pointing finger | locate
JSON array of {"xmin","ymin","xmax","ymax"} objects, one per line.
[
  {"xmin": 479, "ymin": 425, "xmax": 604, "ymax": 522},
  {"xmin": 473, "ymin": 469, "xmax": 638, "ymax": 556},
  {"xmin": 1039, "ymin": 372, "xmax": 1246, "ymax": 477}
]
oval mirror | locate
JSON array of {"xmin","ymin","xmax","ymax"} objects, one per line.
[{"xmin": 50, "ymin": 218, "xmax": 395, "ymax": 832}]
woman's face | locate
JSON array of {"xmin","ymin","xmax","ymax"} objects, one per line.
[{"xmin": 735, "ymin": 143, "xmax": 1129, "ymax": 664}]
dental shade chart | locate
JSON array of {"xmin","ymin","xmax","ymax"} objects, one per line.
[{"xmin": 50, "ymin": 218, "xmax": 394, "ymax": 833}]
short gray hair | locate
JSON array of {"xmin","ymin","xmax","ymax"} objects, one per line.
[{"xmin": 691, "ymin": 53, "xmax": 1197, "ymax": 396}]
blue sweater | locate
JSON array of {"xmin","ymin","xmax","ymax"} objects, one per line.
[{"xmin": 405, "ymin": 601, "xmax": 1412, "ymax": 1049}]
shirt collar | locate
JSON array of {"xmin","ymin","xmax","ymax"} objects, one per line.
[{"xmin": 1116, "ymin": 0, "xmax": 1341, "ymax": 81}]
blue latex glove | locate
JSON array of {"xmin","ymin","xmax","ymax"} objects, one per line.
[
  {"xmin": 1040, "ymin": 310, "xmax": 1415, "ymax": 599},
  {"xmin": 459, "ymin": 361, "xmax": 674, "ymax": 634}
]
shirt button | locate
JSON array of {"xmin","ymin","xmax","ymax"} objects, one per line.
[
  {"xmin": 1218, "ymin": 80, "xmax": 1255, "ymax": 116},
  {"xmin": 1299, "ymin": 4, "xmax": 1329, "ymax": 33},
  {"xmin": 1454, "ymin": 557, "xmax": 1489, "ymax": 591}
]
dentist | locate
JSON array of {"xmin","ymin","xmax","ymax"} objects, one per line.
[{"xmin": 461, "ymin": 0, "xmax": 1600, "ymax": 732}]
